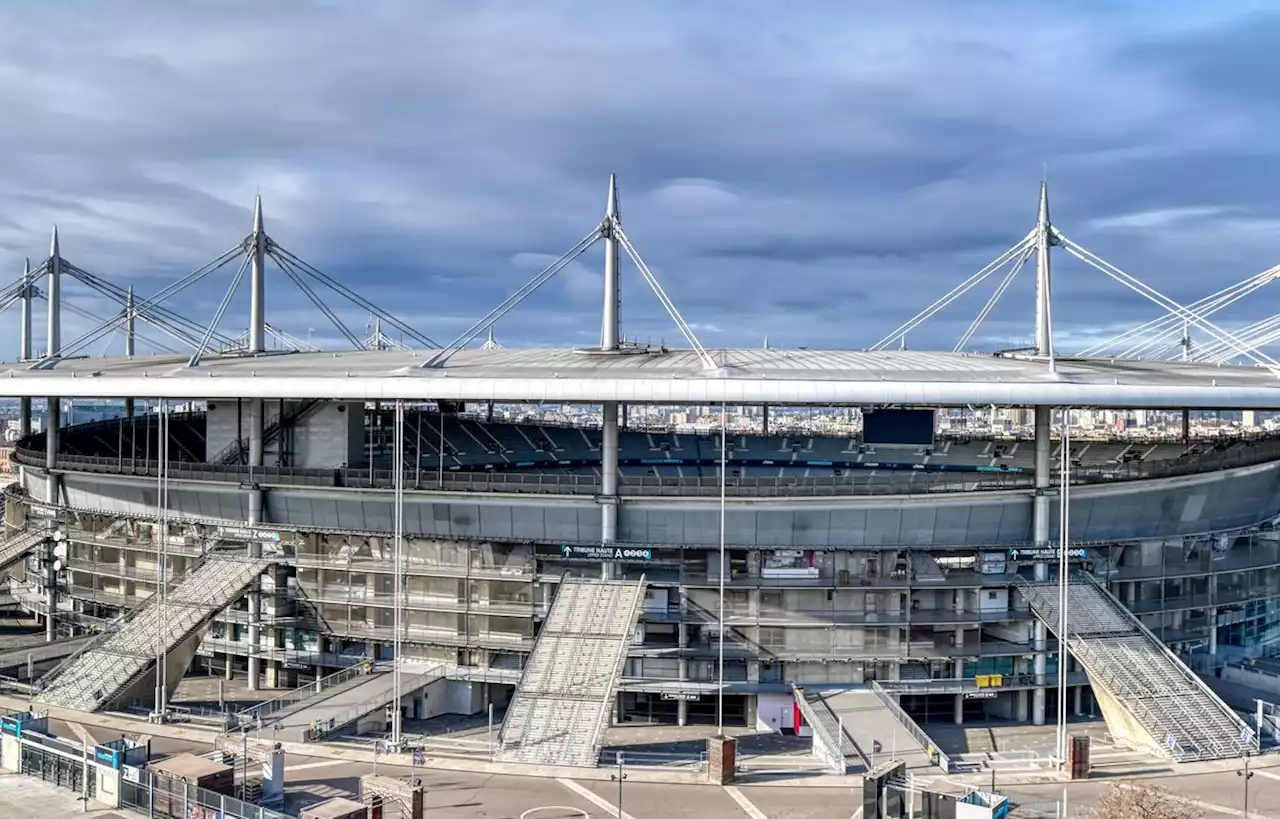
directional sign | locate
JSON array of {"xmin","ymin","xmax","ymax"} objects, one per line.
[
  {"xmin": 964, "ymin": 691, "xmax": 998, "ymax": 700},
  {"xmin": 1009, "ymin": 547, "xmax": 1087, "ymax": 561},
  {"xmin": 558, "ymin": 545, "xmax": 653, "ymax": 562},
  {"xmin": 1166, "ymin": 735, "xmax": 1177, "ymax": 751},
  {"xmin": 660, "ymin": 692, "xmax": 700, "ymax": 702},
  {"xmin": 1242, "ymin": 727, "xmax": 1255, "ymax": 744}
]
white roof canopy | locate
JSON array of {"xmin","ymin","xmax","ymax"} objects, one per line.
[{"xmin": 2, "ymin": 347, "xmax": 1279, "ymax": 408}]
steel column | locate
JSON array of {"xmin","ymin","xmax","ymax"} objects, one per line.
[
  {"xmin": 601, "ymin": 174, "xmax": 620, "ymax": 350},
  {"xmin": 1034, "ymin": 183, "xmax": 1053, "ymax": 357},
  {"xmin": 601, "ymin": 401, "xmax": 619, "ymax": 579},
  {"xmin": 249, "ymin": 196, "xmax": 266, "ymax": 354},
  {"xmin": 1032, "ymin": 405, "xmax": 1051, "ymax": 726}
]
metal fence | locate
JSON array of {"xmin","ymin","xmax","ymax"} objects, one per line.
[
  {"xmin": 868, "ymin": 679, "xmax": 953, "ymax": 773},
  {"xmin": 22, "ymin": 416, "xmax": 1280, "ymax": 498},
  {"xmin": 231, "ymin": 660, "xmax": 377, "ymax": 731},
  {"xmin": 120, "ymin": 767, "xmax": 291, "ymax": 819}
]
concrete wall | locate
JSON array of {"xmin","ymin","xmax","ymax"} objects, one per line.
[
  {"xmin": 414, "ymin": 678, "xmax": 486, "ymax": 719},
  {"xmin": 27, "ymin": 454, "xmax": 1280, "ymax": 548},
  {"xmin": 1223, "ymin": 664, "xmax": 1280, "ymax": 697},
  {"xmin": 292, "ymin": 401, "xmax": 364, "ymax": 469}
]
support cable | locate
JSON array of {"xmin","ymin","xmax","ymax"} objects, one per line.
[
  {"xmin": 954, "ymin": 245, "xmax": 1035, "ymax": 352},
  {"xmin": 188, "ymin": 252, "xmax": 253, "ymax": 367},
  {"xmin": 1080, "ymin": 264, "xmax": 1280, "ymax": 357},
  {"xmin": 1119, "ymin": 268, "xmax": 1277, "ymax": 358},
  {"xmin": 423, "ymin": 228, "xmax": 603, "ymax": 367},
  {"xmin": 270, "ymin": 244, "xmax": 441, "ymax": 348},
  {"xmin": 871, "ymin": 233, "xmax": 1035, "ymax": 351},
  {"xmin": 53, "ymin": 252, "xmax": 246, "ymax": 359},
  {"xmin": 614, "ymin": 226, "xmax": 717, "ymax": 369},
  {"xmin": 1197, "ymin": 314, "xmax": 1280, "ymax": 363},
  {"xmin": 67, "ymin": 259, "xmax": 241, "ymax": 348},
  {"xmin": 1056, "ymin": 235, "xmax": 1277, "ymax": 368},
  {"xmin": 267, "ymin": 251, "xmax": 364, "ymax": 348}
]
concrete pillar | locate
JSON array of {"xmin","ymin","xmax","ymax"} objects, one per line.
[
  {"xmin": 762, "ymin": 405, "xmax": 769, "ymax": 435},
  {"xmin": 1031, "ymin": 406, "xmax": 1051, "ymax": 726},
  {"xmin": 954, "ymin": 694, "xmax": 964, "ymax": 725},
  {"xmin": 1074, "ymin": 685, "xmax": 1083, "ymax": 716},
  {"xmin": 601, "ymin": 403, "xmax": 619, "ymax": 533},
  {"xmin": 678, "ymin": 698, "xmax": 688, "ymax": 726},
  {"xmin": 45, "ymin": 398, "xmax": 60, "ymax": 505}
]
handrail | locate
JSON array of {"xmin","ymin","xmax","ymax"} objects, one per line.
[
  {"xmin": 790, "ymin": 684, "xmax": 848, "ymax": 774},
  {"xmin": 230, "ymin": 660, "xmax": 379, "ymax": 731},
  {"xmin": 868, "ymin": 679, "xmax": 951, "ymax": 773},
  {"xmin": 310, "ymin": 662, "xmax": 444, "ymax": 741}
]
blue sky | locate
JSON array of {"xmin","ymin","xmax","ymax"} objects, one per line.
[{"xmin": 2, "ymin": 1, "xmax": 1280, "ymax": 357}]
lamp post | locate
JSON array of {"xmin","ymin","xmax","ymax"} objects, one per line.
[
  {"xmin": 609, "ymin": 751, "xmax": 627, "ymax": 819},
  {"xmin": 1239, "ymin": 753, "xmax": 1253, "ymax": 819}
]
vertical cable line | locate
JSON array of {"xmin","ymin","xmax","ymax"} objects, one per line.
[
  {"xmin": 392, "ymin": 399, "xmax": 405, "ymax": 749},
  {"xmin": 1057, "ymin": 407, "xmax": 1071, "ymax": 768},
  {"xmin": 717, "ymin": 402, "xmax": 727, "ymax": 736}
]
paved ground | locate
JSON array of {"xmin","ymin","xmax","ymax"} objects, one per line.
[
  {"xmin": 9, "ymin": 684, "xmax": 1280, "ymax": 819},
  {"xmin": 927, "ymin": 717, "xmax": 1113, "ymax": 757},
  {"xmin": 0, "ymin": 772, "xmax": 128, "ymax": 819}
]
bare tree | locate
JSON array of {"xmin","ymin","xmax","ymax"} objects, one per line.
[{"xmin": 1088, "ymin": 782, "xmax": 1203, "ymax": 819}]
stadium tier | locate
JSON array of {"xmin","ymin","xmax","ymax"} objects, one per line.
[{"xmin": 4, "ymin": 382, "xmax": 1279, "ymax": 762}]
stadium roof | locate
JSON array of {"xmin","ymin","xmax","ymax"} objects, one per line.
[{"xmin": 2, "ymin": 347, "xmax": 1280, "ymax": 408}]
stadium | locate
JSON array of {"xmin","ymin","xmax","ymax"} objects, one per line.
[{"xmin": 2, "ymin": 178, "xmax": 1279, "ymax": 775}]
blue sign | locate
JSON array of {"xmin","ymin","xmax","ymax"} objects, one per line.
[{"xmin": 94, "ymin": 746, "xmax": 121, "ymax": 768}]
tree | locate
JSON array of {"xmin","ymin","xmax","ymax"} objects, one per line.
[{"xmin": 1088, "ymin": 782, "xmax": 1203, "ymax": 819}]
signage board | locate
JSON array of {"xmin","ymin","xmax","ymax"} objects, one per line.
[
  {"xmin": 121, "ymin": 765, "xmax": 141, "ymax": 784},
  {"xmin": 217, "ymin": 526, "xmax": 281, "ymax": 543},
  {"xmin": 661, "ymin": 692, "xmax": 700, "ymax": 701},
  {"xmin": 94, "ymin": 746, "xmax": 121, "ymax": 768},
  {"xmin": 558, "ymin": 545, "xmax": 653, "ymax": 562},
  {"xmin": 1008, "ymin": 547, "xmax": 1087, "ymax": 561},
  {"xmin": 964, "ymin": 690, "xmax": 997, "ymax": 700}
]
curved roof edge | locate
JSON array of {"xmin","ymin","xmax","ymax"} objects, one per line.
[{"xmin": 1, "ymin": 348, "xmax": 1279, "ymax": 408}]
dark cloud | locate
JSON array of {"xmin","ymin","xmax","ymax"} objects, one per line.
[{"xmin": 0, "ymin": 2, "xmax": 1278, "ymax": 359}]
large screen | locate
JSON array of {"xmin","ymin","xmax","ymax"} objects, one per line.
[{"xmin": 863, "ymin": 408, "xmax": 935, "ymax": 446}]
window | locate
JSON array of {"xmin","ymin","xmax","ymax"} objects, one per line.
[{"xmin": 987, "ymin": 591, "xmax": 999, "ymax": 600}]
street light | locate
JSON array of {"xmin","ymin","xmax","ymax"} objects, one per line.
[
  {"xmin": 609, "ymin": 751, "xmax": 627, "ymax": 819},
  {"xmin": 1239, "ymin": 753, "xmax": 1253, "ymax": 819}
]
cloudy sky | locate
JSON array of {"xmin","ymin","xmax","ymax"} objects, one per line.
[{"xmin": 2, "ymin": 1, "xmax": 1279, "ymax": 359}]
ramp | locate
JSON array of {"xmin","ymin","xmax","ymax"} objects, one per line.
[
  {"xmin": 35, "ymin": 553, "xmax": 272, "ymax": 712},
  {"xmin": 0, "ymin": 633, "xmax": 97, "ymax": 671},
  {"xmin": 802, "ymin": 687, "xmax": 934, "ymax": 772},
  {"xmin": 0, "ymin": 529, "xmax": 47, "ymax": 574},
  {"xmin": 1017, "ymin": 572, "xmax": 1255, "ymax": 762},
  {"xmin": 496, "ymin": 577, "xmax": 646, "ymax": 767},
  {"xmin": 274, "ymin": 662, "xmax": 443, "ymax": 742}
]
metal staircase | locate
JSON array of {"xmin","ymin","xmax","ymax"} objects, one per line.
[
  {"xmin": 495, "ymin": 577, "xmax": 646, "ymax": 767},
  {"xmin": 0, "ymin": 529, "xmax": 48, "ymax": 574},
  {"xmin": 35, "ymin": 553, "xmax": 272, "ymax": 712},
  {"xmin": 213, "ymin": 398, "xmax": 325, "ymax": 464},
  {"xmin": 1017, "ymin": 572, "xmax": 1255, "ymax": 762}
]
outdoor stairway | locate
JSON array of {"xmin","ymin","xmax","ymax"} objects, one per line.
[
  {"xmin": 35, "ymin": 553, "xmax": 272, "ymax": 712},
  {"xmin": 0, "ymin": 529, "xmax": 48, "ymax": 574},
  {"xmin": 496, "ymin": 577, "xmax": 646, "ymax": 767},
  {"xmin": 1017, "ymin": 572, "xmax": 1254, "ymax": 762}
]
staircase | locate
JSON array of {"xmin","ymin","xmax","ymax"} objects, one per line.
[
  {"xmin": 35, "ymin": 553, "xmax": 272, "ymax": 712},
  {"xmin": 213, "ymin": 399, "xmax": 325, "ymax": 464},
  {"xmin": 1017, "ymin": 572, "xmax": 1254, "ymax": 762},
  {"xmin": 0, "ymin": 529, "xmax": 48, "ymax": 574},
  {"xmin": 496, "ymin": 578, "xmax": 645, "ymax": 767}
]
